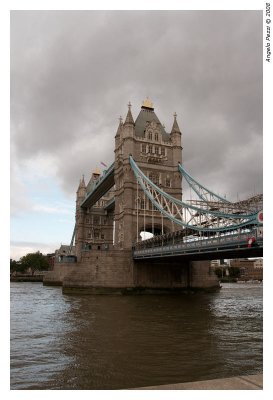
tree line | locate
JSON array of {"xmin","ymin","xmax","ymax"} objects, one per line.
[{"xmin": 10, "ymin": 251, "xmax": 51, "ymax": 275}]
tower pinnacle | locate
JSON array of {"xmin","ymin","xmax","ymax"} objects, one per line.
[
  {"xmin": 79, "ymin": 174, "xmax": 86, "ymax": 188},
  {"xmin": 115, "ymin": 116, "xmax": 123, "ymax": 137},
  {"xmin": 142, "ymin": 97, "xmax": 153, "ymax": 109},
  {"xmin": 171, "ymin": 112, "xmax": 181, "ymax": 134},
  {"xmin": 124, "ymin": 101, "xmax": 134, "ymax": 125}
]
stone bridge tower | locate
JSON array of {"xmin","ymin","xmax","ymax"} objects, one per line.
[
  {"xmin": 114, "ymin": 99, "xmax": 183, "ymax": 250},
  {"xmin": 45, "ymin": 98, "xmax": 220, "ymax": 292}
]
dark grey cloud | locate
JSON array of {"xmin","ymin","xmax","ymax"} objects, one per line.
[{"xmin": 11, "ymin": 10, "xmax": 262, "ymax": 203}]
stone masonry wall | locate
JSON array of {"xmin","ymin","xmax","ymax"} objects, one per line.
[
  {"xmin": 44, "ymin": 250, "xmax": 220, "ymax": 293},
  {"xmin": 43, "ymin": 263, "xmax": 76, "ymax": 286},
  {"xmin": 62, "ymin": 250, "xmax": 134, "ymax": 293}
]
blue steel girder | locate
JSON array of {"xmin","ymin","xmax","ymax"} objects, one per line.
[
  {"xmin": 129, "ymin": 156, "xmax": 261, "ymax": 233},
  {"xmin": 178, "ymin": 163, "xmax": 230, "ymax": 203}
]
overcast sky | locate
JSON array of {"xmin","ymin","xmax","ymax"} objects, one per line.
[{"xmin": 10, "ymin": 9, "xmax": 263, "ymax": 259}]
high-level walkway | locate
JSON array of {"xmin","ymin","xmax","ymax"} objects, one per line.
[{"xmin": 81, "ymin": 162, "xmax": 114, "ymax": 208}]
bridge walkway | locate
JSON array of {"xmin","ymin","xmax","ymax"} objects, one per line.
[{"xmin": 133, "ymin": 229, "xmax": 263, "ymax": 260}]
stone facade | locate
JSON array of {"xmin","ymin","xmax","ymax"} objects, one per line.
[
  {"xmin": 114, "ymin": 100, "xmax": 182, "ymax": 249},
  {"xmin": 75, "ymin": 172, "xmax": 114, "ymax": 260},
  {"xmin": 230, "ymin": 258, "xmax": 263, "ymax": 281}
]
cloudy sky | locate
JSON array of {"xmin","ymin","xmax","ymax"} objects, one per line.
[{"xmin": 10, "ymin": 8, "xmax": 263, "ymax": 260}]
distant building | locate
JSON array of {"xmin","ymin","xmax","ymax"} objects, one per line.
[
  {"xmin": 55, "ymin": 245, "xmax": 76, "ymax": 263},
  {"xmin": 210, "ymin": 259, "xmax": 230, "ymax": 277},
  {"xmin": 46, "ymin": 253, "xmax": 55, "ymax": 270},
  {"xmin": 230, "ymin": 258, "xmax": 263, "ymax": 281}
]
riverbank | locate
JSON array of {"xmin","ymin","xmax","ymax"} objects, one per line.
[
  {"xmin": 220, "ymin": 277, "xmax": 262, "ymax": 283},
  {"xmin": 10, "ymin": 274, "xmax": 45, "ymax": 282},
  {"xmin": 133, "ymin": 374, "xmax": 263, "ymax": 390}
]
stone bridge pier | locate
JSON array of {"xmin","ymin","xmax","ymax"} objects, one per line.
[{"xmin": 44, "ymin": 249, "xmax": 219, "ymax": 294}]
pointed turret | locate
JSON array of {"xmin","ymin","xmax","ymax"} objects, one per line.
[
  {"xmin": 77, "ymin": 174, "xmax": 86, "ymax": 200},
  {"xmin": 171, "ymin": 112, "xmax": 181, "ymax": 134},
  {"xmin": 115, "ymin": 116, "xmax": 123, "ymax": 138},
  {"xmin": 124, "ymin": 102, "xmax": 134, "ymax": 125},
  {"xmin": 170, "ymin": 112, "xmax": 182, "ymax": 164},
  {"xmin": 122, "ymin": 101, "xmax": 135, "ymax": 145},
  {"xmin": 79, "ymin": 175, "xmax": 86, "ymax": 188}
]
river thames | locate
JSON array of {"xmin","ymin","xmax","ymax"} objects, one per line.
[{"xmin": 10, "ymin": 282, "xmax": 262, "ymax": 390}]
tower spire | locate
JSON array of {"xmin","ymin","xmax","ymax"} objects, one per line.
[
  {"xmin": 77, "ymin": 173, "xmax": 86, "ymax": 201},
  {"xmin": 171, "ymin": 112, "xmax": 181, "ymax": 134},
  {"xmin": 115, "ymin": 116, "xmax": 123, "ymax": 138},
  {"xmin": 78, "ymin": 174, "xmax": 86, "ymax": 189},
  {"xmin": 124, "ymin": 101, "xmax": 134, "ymax": 125}
]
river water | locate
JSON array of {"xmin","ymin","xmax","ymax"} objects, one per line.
[{"xmin": 10, "ymin": 282, "xmax": 263, "ymax": 390}]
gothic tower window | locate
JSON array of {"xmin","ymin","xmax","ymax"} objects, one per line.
[
  {"xmin": 155, "ymin": 146, "xmax": 159, "ymax": 155},
  {"xmin": 94, "ymin": 230, "xmax": 100, "ymax": 239},
  {"xmin": 149, "ymin": 172, "xmax": 160, "ymax": 185},
  {"xmin": 155, "ymin": 133, "xmax": 159, "ymax": 141},
  {"xmin": 148, "ymin": 144, "xmax": 153, "ymax": 154},
  {"xmin": 166, "ymin": 177, "xmax": 171, "ymax": 188},
  {"xmin": 161, "ymin": 147, "xmax": 166, "ymax": 156},
  {"xmin": 148, "ymin": 132, "xmax": 152, "ymax": 140}
]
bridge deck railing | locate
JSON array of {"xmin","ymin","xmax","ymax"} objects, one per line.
[{"xmin": 133, "ymin": 229, "xmax": 263, "ymax": 258}]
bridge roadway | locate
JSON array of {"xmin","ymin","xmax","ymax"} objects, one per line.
[{"xmin": 133, "ymin": 230, "xmax": 263, "ymax": 261}]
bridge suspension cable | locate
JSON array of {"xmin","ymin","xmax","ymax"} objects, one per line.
[
  {"xmin": 178, "ymin": 163, "xmax": 231, "ymax": 204},
  {"xmin": 129, "ymin": 156, "xmax": 259, "ymax": 233}
]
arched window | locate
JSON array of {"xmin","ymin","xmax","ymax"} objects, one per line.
[{"xmin": 148, "ymin": 132, "xmax": 153, "ymax": 140}]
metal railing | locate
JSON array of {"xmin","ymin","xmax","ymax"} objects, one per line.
[{"xmin": 133, "ymin": 228, "xmax": 263, "ymax": 259}]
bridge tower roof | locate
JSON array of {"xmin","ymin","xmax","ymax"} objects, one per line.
[{"xmin": 134, "ymin": 99, "xmax": 169, "ymax": 140}]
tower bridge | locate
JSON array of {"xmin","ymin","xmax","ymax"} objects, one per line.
[{"xmin": 44, "ymin": 99, "xmax": 263, "ymax": 293}]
